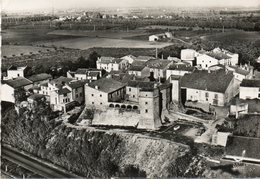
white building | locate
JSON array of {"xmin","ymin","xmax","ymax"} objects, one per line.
[
  {"xmin": 212, "ymin": 131, "xmax": 232, "ymax": 147},
  {"xmin": 239, "ymin": 79, "xmax": 260, "ymax": 100},
  {"xmin": 166, "ymin": 63, "xmax": 195, "ymax": 79},
  {"xmin": 96, "ymin": 57, "xmax": 128, "ymax": 72},
  {"xmin": 181, "ymin": 70, "xmax": 235, "ymax": 106},
  {"xmin": 180, "ymin": 49, "xmax": 198, "ymax": 66},
  {"xmin": 5, "ymin": 65, "xmax": 28, "ymax": 80},
  {"xmin": 146, "ymin": 59, "xmax": 173, "ymax": 79},
  {"xmin": 149, "ymin": 34, "xmax": 166, "ymax": 41},
  {"xmin": 121, "ymin": 55, "xmax": 136, "ymax": 64},
  {"xmin": 1, "ymin": 77, "xmax": 33, "ymax": 103}
]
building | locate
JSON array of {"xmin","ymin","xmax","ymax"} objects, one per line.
[
  {"xmin": 212, "ymin": 131, "xmax": 232, "ymax": 147},
  {"xmin": 225, "ymin": 136, "xmax": 260, "ymax": 163},
  {"xmin": 85, "ymin": 78, "xmax": 126, "ymax": 108},
  {"xmin": 1, "ymin": 77, "xmax": 33, "ymax": 103},
  {"xmin": 149, "ymin": 34, "xmax": 166, "ymax": 41},
  {"xmin": 5, "ymin": 65, "xmax": 29, "ymax": 80},
  {"xmin": 28, "ymin": 73, "xmax": 52, "ymax": 85},
  {"xmin": 181, "ymin": 70, "xmax": 235, "ymax": 106},
  {"xmin": 146, "ymin": 59, "xmax": 173, "ymax": 79},
  {"xmin": 121, "ymin": 55, "xmax": 136, "ymax": 64},
  {"xmin": 128, "ymin": 65, "xmax": 150, "ymax": 77},
  {"xmin": 96, "ymin": 56, "xmax": 128, "ymax": 72},
  {"xmin": 196, "ymin": 49, "xmax": 238, "ymax": 70},
  {"xmin": 166, "ymin": 63, "xmax": 195, "ymax": 79},
  {"xmin": 239, "ymin": 79, "xmax": 260, "ymax": 100},
  {"xmin": 71, "ymin": 68, "xmax": 102, "ymax": 81},
  {"xmin": 180, "ymin": 49, "xmax": 198, "ymax": 66},
  {"xmin": 226, "ymin": 65, "xmax": 253, "ymax": 82},
  {"xmin": 169, "ymin": 75, "xmax": 181, "ymax": 102}
]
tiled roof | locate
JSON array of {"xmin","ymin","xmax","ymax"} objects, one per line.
[
  {"xmin": 49, "ymin": 76, "xmax": 73, "ymax": 87},
  {"xmin": 75, "ymin": 68, "xmax": 88, "ymax": 74},
  {"xmin": 98, "ymin": 57, "xmax": 124, "ymax": 64},
  {"xmin": 229, "ymin": 66, "xmax": 250, "ymax": 76},
  {"xmin": 240, "ymin": 79, "xmax": 260, "ymax": 87},
  {"xmin": 129, "ymin": 65, "xmax": 146, "ymax": 71},
  {"xmin": 226, "ymin": 136, "xmax": 260, "ymax": 160},
  {"xmin": 67, "ymin": 80, "xmax": 87, "ymax": 89},
  {"xmin": 87, "ymin": 71, "xmax": 100, "ymax": 77},
  {"xmin": 181, "ymin": 70, "xmax": 234, "ymax": 93},
  {"xmin": 58, "ymin": 87, "xmax": 71, "ymax": 95},
  {"xmin": 87, "ymin": 78, "xmax": 125, "ymax": 93},
  {"xmin": 28, "ymin": 73, "xmax": 52, "ymax": 82},
  {"xmin": 4, "ymin": 77, "xmax": 33, "ymax": 88},
  {"xmin": 146, "ymin": 59, "xmax": 172, "ymax": 69},
  {"xmin": 168, "ymin": 64, "xmax": 195, "ymax": 71},
  {"xmin": 206, "ymin": 52, "xmax": 231, "ymax": 60},
  {"xmin": 28, "ymin": 94, "xmax": 45, "ymax": 100},
  {"xmin": 127, "ymin": 80, "xmax": 155, "ymax": 91}
]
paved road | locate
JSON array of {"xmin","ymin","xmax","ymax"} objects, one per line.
[{"xmin": 1, "ymin": 146, "xmax": 80, "ymax": 178}]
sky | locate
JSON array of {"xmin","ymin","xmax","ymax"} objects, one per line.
[{"xmin": 2, "ymin": 0, "xmax": 260, "ymax": 12}]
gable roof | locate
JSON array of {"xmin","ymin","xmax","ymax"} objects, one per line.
[
  {"xmin": 4, "ymin": 77, "xmax": 33, "ymax": 88},
  {"xmin": 206, "ymin": 52, "xmax": 231, "ymax": 60},
  {"xmin": 127, "ymin": 80, "xmax": 155, "ymax": 91},
  {"xmin": 168, "ymin": 64, "xmax": 195, "ymax": 71},
  {"xmin": 226, "ymin": 136, "xmax": 260, "ymax": 160},
  {"xmin": 58, "ymin": 87, "xmax": 71, "ymax": 95},
  {"xmin": 129, "ymin": 65, "xmax": 146, "ymax": 71},
  {"xmin": 98, "ymin": 57, "xmax": 124, "ymax": 64},
  {"xmin": 87, "ymin": 78, "xmax": 125, "ymax": 93},
  {"xmin": 67, "ymin": 80, "xmax": 87, "ymax": 89},
  {"xmin": 240, "ymin": 79, "xmax": 260, "ymax": 87},
  {"xmin": 28, "ymin": 73, "xmax": 52, "ymax": 82},
  {"xmin": 8, "ymin": 65, "xmax": 27, "ymax": 71},
  {"xmin": 181, "ymin": 70, "xmax": 234, "ymax": 93},
  {"xmin": 146, "ymin": 59, "xmax": 172, "ymax": 69},
  {"xmin": 49, "ymin": 76, "xmax": 73, "ymax": 89},
  {"xmin": 75, "ymin": 68, "xmax": 88, "ymax": 74}
]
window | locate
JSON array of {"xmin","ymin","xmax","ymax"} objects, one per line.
[
  {"xmin": 205, "ymin": 64, "xmax": 208, "ymax": 68},
  {"xmin": 49, "ymin": 88, "xmax": 51, "ymax": 90},
  {"xmin": 92, "ymin": 94, "xmax": 94, "ymax": 96},
  {"xmin": 258, "ymin": 94, "xmax": 260, "ymax": 98},
  {"xmin": 100, "ymin": 103, "xmax": 102, "ymax": 105},
  {"xmin": 129, "ymin": 88, "xmax": 131, "ymax": 92},
  {"xmin": 133, "ymin": 95, "xmax": 135, "ymax": 98},
  {"xmin": 145, "ymin": 102, "xmax": 148, "ymax": 105},
  {"xmin": 17, "ymin": 74, "xmax": 20, "ymax": 77},
  {"xmin": 64, "ymin": 93, "xmax": 67, "ymax": 97},
  {"xmin": 76, "ymin": 94, "xmax": 79, "ymax": 98},
  {"xmin": 80, "ymin": 93, "xmax": 83, "ymax": 97},
  {"xmin": 100, "ymin": 94, "xmax": 102, "ymax": 97},
  {"xmin": 215, "ymin": 94, "xmax": 218, "ymax": 99},
  {"xmin": 75, "ymin": 88, "xmax": 78, "ymax": 92},
  {"xmin": 92, "ymin": 102, "xmax": 94, "ymax": 104},
  {"xmin": 145, "ymin": 109, "xmax": 148, "ymax": 113},
  {"xmin": 205, "ymin": 92, "xmax": 209, "ymax": 97}
]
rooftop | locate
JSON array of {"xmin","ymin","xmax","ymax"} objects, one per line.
[
  {"xmin": 87, "ymin": 78, "xmax": 126, "ymax": 93},
  {"xmin": 240, "ymin": 79, "xmax": 260, "ymax": 88},
  {"xmin": 28, "ymin": 73, "xmax": 52, "ymax": 82},
  {"xmin": 67, "ymin": 80, "xmax": 88, "ymax": 89},
  {"xmin": 136, "ymin": 56, "xmax": 155, "ymax": 61},
  {"xmin": 206, "ymin": 52, "xmax": 231, "ymax": 60},
  {"xmin": 127, "ymin": 80, "xmax": 155, "ymax": 91},
  {"xmin": 58, "ymin": 87, "xmax": 71, "ymax": 95},
  {"xmin": 229, "ymin": 66, "xmax": 250, "ymax": 76},
  {"xmin": 98, "ymin": 57, "xmax": 124, "ymax": 64},
  {"xmin": 8, "ymin": 65, "xmax": 27, "ymax": 71},
  {"xmin": 49, "ymin": 76, "xmax": 73, "ymax": 88},
  {"xmin": 4, "ymin": 77, "xmax": 33, "ymax": 88},
  {"xmin": 128, "ymin": 65, "xmax": 146, "ymax": 71},
  {"xmin": 146, "ymin": 59, "xmax": 172, "ymax": 69},
  {"xmin": 181, "ymin": 70, "xmax": 234, "ymax": 93},
  {"xmin": 168, "ymin": 64, "xmax": 195, "ymax": 71},
  {"xmin": 28, "ymin": 94, "xmax": 45, "ymax": 100},
  {"xmin": 226, "ymin": 135, "xmax": 260, "ymax": 160}
]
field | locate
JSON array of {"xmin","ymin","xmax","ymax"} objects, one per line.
[
  {"xmin": 2, "ymin": 45, "xmax": 54, "ymax": 57},
  {"xmin": 201, "ymin": 30, "xmax": 260, "ymax": 47},
  {"xmin": 40, "ymin": 37, "xmax": 173, "ymax": 49}
]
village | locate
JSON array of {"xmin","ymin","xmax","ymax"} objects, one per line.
[{"xmin": 2, "ymin": 43, "xmax": 260, "ymax": 170}]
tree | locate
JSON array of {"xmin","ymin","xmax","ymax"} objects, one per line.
[
  {"xmin": 14, "ymin": 88, "xmax": 27, "ymax": 103},
  {"xmin": 88, "ymin": 51, "xmax": 100, "ymax": 68}
]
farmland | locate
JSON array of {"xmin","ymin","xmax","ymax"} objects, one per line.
[
  {"xmin": 2, "ymin": 45, "xmax": 54, "ymax": 58},
  {"xmin": 40, "ymin": 37, "xmax": 173, "ymax": 49}
]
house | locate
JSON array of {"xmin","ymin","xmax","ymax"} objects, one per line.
[
  {"xmin": 121, "ymin": 55, "xmax": 136, "ymax": 64},
  {"xmin": 28, "ymin": 73, "xmax": 52, "ymax": 85},
  {"xmin": 27, "ymin": 94, "xmax": 46, "ymax": 108},
  {"xmin": 72, "ymin": 68, "xmax": 102, "ymax": 80},
  {"xmin": 49, "ymin": 80, "xmax": 87, "ymax": 112},
  {"xmin": 96, "ymin": 56, "xmax": 128, "ymax": 72},
  {"xmin": 149, "ymin": 34, "xmax": 166, "ymax": 41},
  {"xmin": 197, "ymin": 48, "xmax": 238, "ymax": 70},
  {"xmin": 225, "ymin": 136, "xmax": 260, "ymax": 163},
  {"xmin": 168, "ymin": 75, "xmax": 182, "ymax": 102},
  {"xmin": 128, "ymin": 65, "xmax": 150, "ymax": 77},
  {"xmin": 226, "ymin": 65, "xmax": 253, "ymax": 82},
  {"xmin": 85, "ymin": 78, "xmax": 126, "ymax": 108},
  {"xmin": 135, "ymin": 56, "xmax": 155, "ymax": 62},
  {"xmin": 166, "ymin": 63, "xmax": 195, "ymax": 79},
  {"xmin": 239, "ymin": 79, "xmax": 260, "ymax": 100},
  {"xmin": 38, "ymin": 76, "xmax": 73, "ymax": 99},
  {"xmin": 181, "ymin": 70, "xmax": 235, "ymax": 106},
  {"xmin": 1, "ymin": 77, "xmax": 33, "ymax": 103},
  {"xmin": 146, "ymin": 59, "xmax": 173, "ymax": 79},
  {"xmin": 5, "ymin": 65, "xmax": 29, "ymax": 80}
]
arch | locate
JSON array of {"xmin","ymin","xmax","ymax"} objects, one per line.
[
  {"xmin": 127, "ymin": 105, "xmax": 132, "ymax": 109},
  {"xmin": 121, "ymin": 105, "xmax": 126, "ymax": 109},
  {"xmin": 109, "ymin": 104, "xmax": 114, "ymax": 108},
  {"xmin": 133, "ymin": 106, "xmax": 138, "ymax": 110},
  {"xmin": 115, "ymin": 104, "xmax": 120, "ymax": 108}
]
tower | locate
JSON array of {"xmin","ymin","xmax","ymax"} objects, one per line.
[{"xmin": 138, "ymin": 88, "xmax": 162, "ymax": 130}]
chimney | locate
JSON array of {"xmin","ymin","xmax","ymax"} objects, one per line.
[
  {"xmin": 208, "ymin": 69, "xmax": 211, "ymax": 73},
  {"xmin": 95, "ymin": 85, "xmax": 99, "ymax": 89}
]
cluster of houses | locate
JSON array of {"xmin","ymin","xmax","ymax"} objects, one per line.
[{"xmin": 2, "ymin": 48, "xmax": 260, "ymax": 130}]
